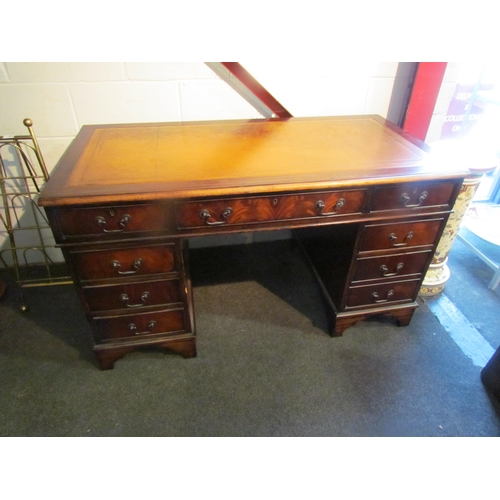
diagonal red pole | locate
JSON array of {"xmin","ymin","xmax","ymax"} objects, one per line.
[{"xmin": 220, "ymin": 62, "xmax": 293, "ymax": 118}]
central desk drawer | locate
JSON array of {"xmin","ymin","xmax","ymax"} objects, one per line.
[
  {"xmin": 83, "ymin": 278, "xmax": 183, "ymax": 312},
  {"xmin": 175, "ymin": 190, "xmax": 366, "ymax": 229},
  {"xmin": 70, "ymin": 243, "xmax": 178, "ymax": 282},
  {"xmin": 359, "ymin": 218, "xmax": 444, "ymax": 253}
]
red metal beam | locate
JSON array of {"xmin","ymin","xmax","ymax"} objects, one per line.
[
  {"xmin": 221, "ymin": 62, "xmax": 293, "ymax": 118},
  {"xmin": 403, "ymin": 62, "xmax": 447, "ymax": 141}
]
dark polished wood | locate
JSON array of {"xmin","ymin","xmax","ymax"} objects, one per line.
[
  {"xmin": 69, "ymin": 242, "xmax": 178, "ymax": 282},
  {"xmin": 371, "ymin": 181, "xmax": 457, "ymax": 212},
  {"xmin": 175, "ymin": 189, "xmax": 367, "ymax": 229},
  {"xmin": 351, "ymin": 250, "xmax": 432, "ymax": 283},
  {"xmin": 38, "ymin": 116, "xmax": 469, "ymax": 369},
  {"xmin": 359, "ymin": 218, "xmax": 446, "ymax": 252},
  {"xmin": 331, "ymin": 306, "xmax": 417, "ymax": 337},
  {"xmin": 481, "ymin": 346, "xmax": 500, "ymax": 401},
  {"xmin": 94, "ymin": 335, "xmax": 197, "ymax": 370}
]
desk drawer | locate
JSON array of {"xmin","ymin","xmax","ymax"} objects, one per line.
[
  {"xmin": 351, "ymin": 250, "xmax": 432, "ymax": 283},
  {"xmin": 83, "ymin": 278, "xmax": 183, "ymax": 313},
  {"xmin": 371, "ymin": 182, "xmax": 457, "ymax": 212},
  {"xmin": 93, "ymin": 309, "xmax": 187, "ymax": 343},
  {"xmin": 359, "ymin": 218, "xmax": 444, "ymax": 253},
  {"xmin": 70, "ymin": 243, "xmax": 178, "ymax": 282},
  {"xmin": 54, "ymin": 203, "xmax": 170, "ymax": 239},
  {"xmin": 175, "ymin": 190, "xmax": 366, "ymax": 229},
  {"xmin": 346, "ymin": 279, "xmax": 420, "ymax": 309}
]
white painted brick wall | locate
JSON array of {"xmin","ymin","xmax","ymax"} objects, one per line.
[
  {"xmin": 0, "ymin": 62, "xmax": 264, "ymax": 173},
  {"xmin": 5, "ymin": 62, "xmax": 127, "ymax": 83},
  {"xmin": 0, "ymin": 62, "xmax": 401, "ymax": 264},
  {"xmin": 0, "ymin": 61, "xmax": 400, "ymax": 172},
  {"xmin": 240, "ymin": 61, "xmax": 399, "ymax": 118}
]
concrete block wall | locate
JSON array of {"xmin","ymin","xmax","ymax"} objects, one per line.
[
  {"xmin": 240, "ymin": 61, "xmax": 401, "ymax": 118},
  {"xmin": 0, "ymin": 62, "xmax": 401, "ymax": 264},
  {"xmin": 0, "ymin": 62, "xmax": 262, "ymax": 175}
]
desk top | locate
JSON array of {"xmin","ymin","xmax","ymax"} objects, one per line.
[{"xmin": 39, "ymin": 115, "xmax": 469, "ymax": 206}]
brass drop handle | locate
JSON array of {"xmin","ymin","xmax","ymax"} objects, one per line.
[
  {"xmin": 95, "ymin": 213, "xmax": 131, "ymax": 232},
  {"xmin": 380, "ymin": 262, "xmax": 404, "ymax": 277},
  {"xmin": 315, "ymin": 198, "xmax": 346, "ymax": 216},
  {"xmin": 128, "ymin": 320, "xmax": 157, "ymax": 335},
  {"xmin": 388, "ymin": 231, "xmax": 414, "ymax": 247},
  {"xmin": 401, "ymin": 191, "xmax": 428, "ymax": 208},
  {"xmin": 200, "ymin": 207, "xmax": 233, "ymax": 225},
  {"xmin": 120, "ymin": 291, "xmax": 150, "ymax": 308},
  {"xmin": 111, "ymin": 258, "xmax": 143, "ymax": 275},
  {"xmin": 371, "ymin": 290, "xmax": 394, "ymax": 303}
]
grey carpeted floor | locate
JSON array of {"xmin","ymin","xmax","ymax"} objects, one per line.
[{"xmin": 0, "ymin": 238, "xmax": 499, "ymax": 436}]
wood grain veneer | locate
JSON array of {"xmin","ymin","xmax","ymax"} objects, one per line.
[{"xmin": 38, "ymin": 115, "xmax": 469, "ymax": 369}]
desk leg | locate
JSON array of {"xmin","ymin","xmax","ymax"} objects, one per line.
[
  {"xmin": 331, "ymin": 305, "xmax": 417, "ymax": 336},
  {"xmin": 94, "ymin": 336, "xmax": 197, "ymax": 370}
]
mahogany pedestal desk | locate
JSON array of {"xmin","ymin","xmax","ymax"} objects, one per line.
[{"xmin": 38, "ymin": 116, "xmax": 468, "ymax": 370}]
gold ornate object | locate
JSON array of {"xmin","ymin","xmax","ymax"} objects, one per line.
[
  {"xmin": 419, "ymin": 172, "xmax": 490, "ymax": 296},
  {"xmin": 0, "ymin": 119, "xmax": 72, "ymax": 311}
]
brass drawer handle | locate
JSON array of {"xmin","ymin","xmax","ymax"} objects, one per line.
[
  {"xmin": 380, "ymin": 262, "xmax": 404, "ymax": 277},
  {"xmin": 371, "ymin": 290, "xmax": 394, "ymax": 303},
  {"xmin": 388, "ymin": 231, "xmax": 414, "ymax": 247},
  {"xmin": 95, "ymin": 214, "xmax": 131, "ymax": 233},
  {"xmin": 315, "ymin": 198, "xmax": 345, "ymax": 216},
  {"xmin": 128, "ymin": 320, "xmax": 157, "ymax": 335},
  {"xmin": 111, "ymin": 258, "xmax": 143, "ymax": 275},
  {"xmin": 200, "ymin": 207, "xmax": 233, "ymax": 225},
  {"xmin": 401, "ymin": 191, "xmax": 428, "ymax": 208},
  {"xmin": 120, "ymin": 291, "xmax": 150, "ymax": 308}
]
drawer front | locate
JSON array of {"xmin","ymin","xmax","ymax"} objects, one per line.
[
  {"xmin": 359, "ymin": 219, "xmax": 444, "ymax": 253},
  {"xmin": 371, "ymin": 182, "xmax": 457, "ymax": 212},
  {"xmin": 93, "ymin": 309, "xmax": 187, "ymax": 343},
  {"xmin": 83, "ymin": 278, "xmax": 183, "ymax": 312},
  {"xmin": 70, "ymin": 243, "xmax": 177, "ymax": 282},
  {"xmin": 346, "ymin": 280, "xmax": 420, "ymax": 309},
  {"xmin": 55, "ymin": 203, "xmax": 170, "ymax": 239},
  {"xmin": 175, "ymin": 190, "xmax": 366, "ymax": 229},
  {"xmin": 351, "ymin": 250, "xmax": 432, "ymax": 283}
]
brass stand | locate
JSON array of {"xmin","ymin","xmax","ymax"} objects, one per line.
[{"xmin": 0, "ymin": 119, "xmax": 72, "ymax": 311}]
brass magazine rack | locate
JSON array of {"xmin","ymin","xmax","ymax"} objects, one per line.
[{"xmin": 0, "ymin": 118, "xmax": 72, "ymax": 311}]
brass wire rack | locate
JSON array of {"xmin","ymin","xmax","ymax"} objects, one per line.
[{"xmin": 0, "ymin": 118, "xmax": 72, "ymax": 311}]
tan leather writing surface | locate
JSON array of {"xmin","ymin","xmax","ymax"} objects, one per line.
[{"xmin": 39, "ymin": 116, "xmax": 468, "ymax": 205}]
